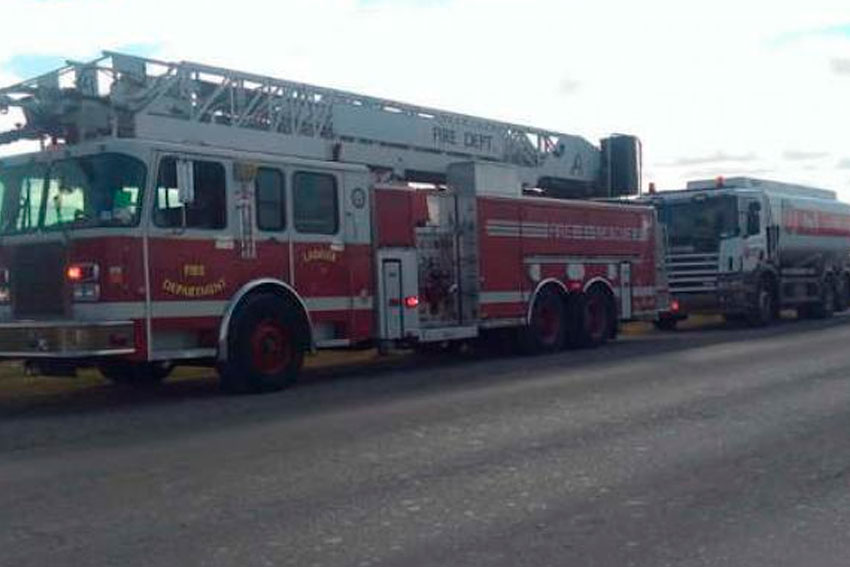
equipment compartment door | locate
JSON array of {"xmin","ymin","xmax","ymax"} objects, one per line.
[
  {"xmin": 415, "ymin": 193, "xmax": 462, "ymax": 328},
  {"xmin": 381, "ymin": 260, "xmax": 404, "ymax": 340},
  {"xmin": 620, "ymin": 261, "xmax": 633, "ymax": 319}
]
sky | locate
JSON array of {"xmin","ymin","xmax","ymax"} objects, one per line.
[{"xmin": 1, "ymin": 0, "xmax": 849, "ymax": 196}]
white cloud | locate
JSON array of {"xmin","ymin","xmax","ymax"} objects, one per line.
[{"xmin": 1, "ymin": 0, "xmax": 850, "ymax": 196}]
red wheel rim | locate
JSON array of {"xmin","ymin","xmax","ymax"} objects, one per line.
[
  {"xmin": 586, "ymin": 295, "xmax": 607, "ymax": 341},
  {"xmin": 250, "ymin": 319, "xmax": 293, "ymax": 375},
  {"xmin": 535, "ymin": 296, "xmax": 561, "ymax": 346}
]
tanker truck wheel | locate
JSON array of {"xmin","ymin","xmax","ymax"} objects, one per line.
[
  {"xmin": 835, "ymin": 275, "xmax": 850, "ymax": 313},
  {"xmin": 218, "ymin": 293, "xmax": 306, "ymax": 394},
  {"xmin": 746, "ymin": 279, "xmax": 776, "ymax": 327},
  {"xmin": 808, "ymin": 278, "xmax": 836, "ymax": 320}
]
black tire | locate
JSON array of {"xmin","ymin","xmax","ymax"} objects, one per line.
[
  {"xmin": 835, "ymin": 275, "xmax": 850, "ymax": 313},
  {"xmin": 415, "ymin": 340, "xmax": 466, "ymax": 355},
  {"xmin": 809, "ymin": 278, "xmax": 836, "ymax": 320},
  {"xmin": 574, "ymin": 288, "xmax": 615, "ymax": 348},
  {"xmin": 653, "ymin": 317, "xmax": 678, "ymax": 331},
  {"xmin": 218, "ymin": 293, "xmax": 306, "ymax": 394},
  {"xmin": 520, "ymin": 287, "xmax": 566, "ymax": 354},
  {"xmin": 99, "ymin": 360, "xmax": 173, "ymax": 387},
  {"xmin": 746, "ymin": 278, "xmax": 777, "ymax": 327}
]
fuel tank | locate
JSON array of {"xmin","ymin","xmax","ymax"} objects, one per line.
[{"xmin": 772, "ymin": 190, "xmax": 850, "ymax": 268}]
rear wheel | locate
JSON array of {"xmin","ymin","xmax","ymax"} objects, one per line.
[
  {"xmin": 218, "ymin": 293, "xmax": 306, "ymax": 393},
  {"xmin": 520, "ymin": 287, "xmax": 566, "ymax": 354},
  {"xmin": 99, "ymin": 360, "xmax": 173, "ymax": 387},
  {"xmin": 809, "ymin": 278, "xmax": 836, "ymax": 320},
  {"xmin": 835, "ymin": 275, "xmax": 850, "ymax": 313},
  {"xmin": 653, "ymin": 317, "xmax": 678, "ymax": 331},
  {"xmin": 575, "ymin": 288, "xmax": 615, "ymax": 348}
]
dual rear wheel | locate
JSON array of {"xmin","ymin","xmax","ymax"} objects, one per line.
[
  {"xmin": 799, "ymin": 276, "xmax": 839, "ymax": 320},
  {"xmin": 521, "ymin": 285, "xmax": 615, "ymax": 354}
]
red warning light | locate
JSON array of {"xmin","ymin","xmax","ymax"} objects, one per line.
[
  {"xmin": 404, "ymin": 296, "xmax": 420, "ymax": 308},
  {"xmin": 66, "ymin": 265, "xmax": 83, "ymax": 281},
  {"xmin": 670, "ymin": 299, "xmax": 681, "ymax": 312}
]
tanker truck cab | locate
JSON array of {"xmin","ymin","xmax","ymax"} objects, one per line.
[
  {"xmin": 647, "ymin": 177, "xmax": 850, "ymax": 328},
  {"xmin": 716, "ymin": 193, "xmax": 772, "ymax": 317},
  {"xmin": 652, "ymin": 187, "xmax": 746, "ymax": 319}
]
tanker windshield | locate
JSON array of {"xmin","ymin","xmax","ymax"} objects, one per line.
[
  {"xmin": 0, "ymin": 153, "xmax": 145, "ymax": 234},
  {"xmin": 658, "ymin": 195, "xmax": 739, "ymax": 253}
]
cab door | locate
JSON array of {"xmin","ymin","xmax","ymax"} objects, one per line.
[
  {"xmin": 146, "ymin": 152, "xmax": 236, "ymax": 359},
  {"xmin": 742, "ymin": 196, "xmax": 767, "ymax": 272},
  {"xmin": 290, "ymin": 169, "xmax": 351, "ymax": 345},
  {"xmin": 252, "ymin": 166, "xmax": 292, "ymax": 285}
]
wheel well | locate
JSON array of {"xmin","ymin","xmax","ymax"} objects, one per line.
[
  {"xmin": 218, "ymin": 280, "xmax": 313, "ymax": 362},
  {"xmin": 585, "ymin": 280, "xmax": 616, "ymax": 306},
  {"xmin": 526, "ymin": 279, "xmax": 569, "ymax": 325},
  {"xmin": 585, "ymin": 281, "xmax": 617, "ymax": 324}
]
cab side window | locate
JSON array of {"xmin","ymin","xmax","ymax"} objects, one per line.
[
  {"xmin": 255, "ymin": 167, "xmax": 286, "ymax": 231},
  {"xmin": 154, "ymin": 157, "xmax": 227, "ymax": 229},
  {"xmin": 293, "ymin": 171, "xmax": 338, "ymax": 235}
]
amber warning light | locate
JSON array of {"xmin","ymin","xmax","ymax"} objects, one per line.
[{"xmin": 66, "ymin": 265, "xmax": 83, "ymax": 281}]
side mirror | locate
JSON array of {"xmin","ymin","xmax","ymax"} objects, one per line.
[{"xmin": 176, "ymin": 159, "xmax": 195, "ymax": 204}]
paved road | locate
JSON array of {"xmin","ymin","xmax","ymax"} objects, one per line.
[{"xmin": 3, "ymin": 317, "xmax": 850, "ymax": 567}]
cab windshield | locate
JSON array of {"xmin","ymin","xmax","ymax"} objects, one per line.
[
  {"xmin": 0, "ymin": 153, "xmax": 146, "ymax": 234},
  {"xmin": 657, "ymin": 194, "xmax": 739, "ymax": 253}
]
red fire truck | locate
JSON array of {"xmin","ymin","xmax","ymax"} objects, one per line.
[{"xmin": 0, "ymin": 52, "xmax": 667, "ymax": 392}]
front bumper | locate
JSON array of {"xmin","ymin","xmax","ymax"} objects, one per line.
[
  {"xmin": 674, "ymin": 292, "xmax": 722, "ymax": 315},
  {"xmin": 0, "ymin": 320, "xmax": 135, "ymax": 358},
  {"xmin": 717, "ymin": 274, "xmax": 756, "ymax": 314},
  {"xmin": 665, "ymin": 275, "xmax": 755, "ymax": 317}
]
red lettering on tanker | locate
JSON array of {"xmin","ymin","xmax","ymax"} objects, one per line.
[{"xmin": 783, "ymin": 209, "xmax": 850, "ymax": 237}]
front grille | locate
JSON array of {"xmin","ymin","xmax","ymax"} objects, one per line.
[
  {"xmin": 666, "ymin": 253, "xmax": 720, "ymax": 294},
  {"xmin": 11, "ymin": 243, "xmax": 67, "ymax": 318}
]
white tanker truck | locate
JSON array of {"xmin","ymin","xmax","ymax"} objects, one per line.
[{"xmin": 645, "ymin": 177, "xmax": 850, "ymax": 328}]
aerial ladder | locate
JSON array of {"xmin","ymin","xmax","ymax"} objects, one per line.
[{"xmin": 0, "ymin": 51, "xmax": 641, "ymax": 198}]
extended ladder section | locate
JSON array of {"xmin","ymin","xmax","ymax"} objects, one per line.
[{"xmin": 0, "ymin": 52, "xmax": 640, "ymax": 197}]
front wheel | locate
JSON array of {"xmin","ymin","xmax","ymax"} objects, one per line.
[
  {"xmin": 218, "ymin": 293, "xmax": 306, "ymax": 394},
  {"xmin": 746, "ymin": 279, "xmax": 776, "ymax": 327}
]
